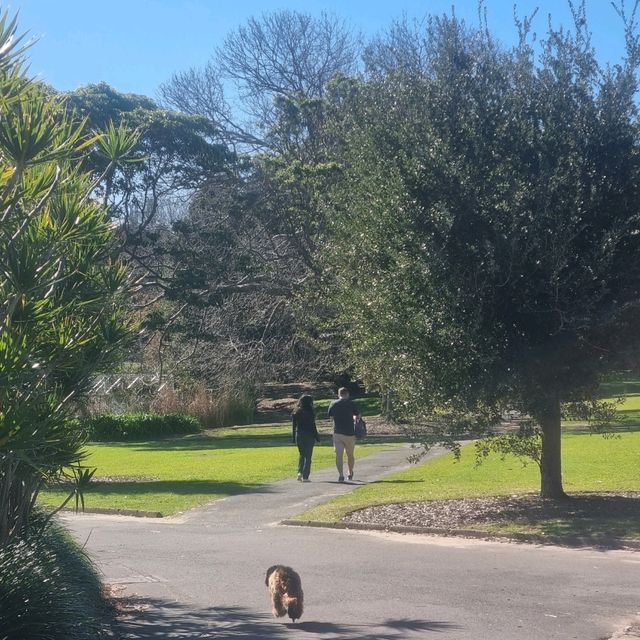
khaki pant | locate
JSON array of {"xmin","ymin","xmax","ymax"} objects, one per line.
[{"xmin": 333, "ymin": 433, "xmax": 356, "ymax": 477}]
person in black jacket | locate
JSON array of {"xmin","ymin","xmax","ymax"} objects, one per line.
[
  {"xmin": 292, "ymin": 394, "xmax": 320, "ymax": 482},
  {"xmin": 328, "ymin": 387, "xmax": 361, "ymax": 482}
]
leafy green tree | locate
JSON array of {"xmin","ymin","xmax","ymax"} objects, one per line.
[
  {"xmin": 0, "ymin": 15, "xmax": 138, "ymax": 542},
  {"xmin": 65, "ymin": 82, "xmax": 229, "ymax": 233},
  {"xmin": 324, "ymin": 5, "xmax": 640, "ymax": 498}
]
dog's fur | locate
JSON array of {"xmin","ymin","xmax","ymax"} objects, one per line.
[{"xmin": 265, "ymin": 565, "xmax": 304, "ymax": 622}]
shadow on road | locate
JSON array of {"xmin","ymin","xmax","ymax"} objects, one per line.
[
  {"xmin": 116, "ymin": 599, "xmax": 283, "ymax": 638},
  {"xmin": 114, "ymin": 597, "xmax": 459, "ymax": 638},
  {"xmin": 290, "ymin": 617, "xmax": 459, "ymax": 637}
]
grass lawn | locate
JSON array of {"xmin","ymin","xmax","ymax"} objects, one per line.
[
  {"xmin": 596, "ymin": 392, "xmax": 640, "ymax": 429},
  {"xmin": 563, "ymin": 377, "xmax": 640, "ymax": 431},
  {"xmin": 40, "ymin": 425, "xmax": 393, "ymax": 516},
  {"xmin": 563, "ymin": 394, "xmax": 640, "ymax": 431},
  {"xmin": 314, "ymin": 395, "xmax": 381, "ymax": 417},
  {"xmin": 295, "ymin": 431, "xmax": 640, "ymax": 539}
]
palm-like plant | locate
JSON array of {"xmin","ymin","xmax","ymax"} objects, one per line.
[{"xmin": 0, "ymin": 12, "xmax": 138, "ymax": 543}]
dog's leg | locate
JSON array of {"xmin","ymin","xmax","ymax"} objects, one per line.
[{"xmin": 271, "ymin": 591, "xmax": 287, "ymax": 618}]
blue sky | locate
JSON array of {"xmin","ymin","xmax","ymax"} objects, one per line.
[{"xmin": 13, "ymin": 1, "xmax": 628, "ymax": 99}]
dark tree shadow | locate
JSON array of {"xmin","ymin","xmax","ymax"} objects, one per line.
[
  {"xmin": 477, "ymin": 493, "xmax": 640, "ymax": 545},
  {"xmin": 116, "ymin": 599, "xmax": 287, "ymax": 639},
  {"xmin": 290, "ymin": 618, "xmax": 458, "ymax": 638},
  {"xmin": 47, "ymin": 479, "xmax": 276, "ymax": 499},
  {"xmin": 114, "ymin": 597, "xmax": 459, "ymax": 639},
  {"xmin": 93, "ymin": 431, "xmax": 412, "ymax": 452}
]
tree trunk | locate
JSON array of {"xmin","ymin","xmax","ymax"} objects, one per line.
[{"xmin": 538, "ymin": 393, "xmax": 567, "ymax": 499}]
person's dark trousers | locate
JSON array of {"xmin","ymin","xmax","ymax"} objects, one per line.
[{"xmin": 297, "ymin": 434, "xmax": 316, "ymax": 479}]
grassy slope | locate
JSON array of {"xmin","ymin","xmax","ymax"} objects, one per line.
[
  {"xmin": 39, "ymin": 425, "xmax": 391, "ymax": 516},
  {"xmin": 564, "ymin": 391, "xmax": 640, "ymax": 430},
  {"xmin": 314, "ymin": 396, "xmax": 381, "ymax": 417},
  {"xmin": 296, "ymin": 431, "xmax": 640, "ymax": 528}
]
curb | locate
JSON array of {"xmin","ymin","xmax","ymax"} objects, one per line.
[
  {"xmin": 280, "ymin": 519, "xmax": 640, "ymax": 550},
  {"xmin": 607, "ymin": 622, "xmax": 640, "ymax": 639},
  {"xmin": 61, "ymin": 507, "xmax": 163, "ymax": 518}
]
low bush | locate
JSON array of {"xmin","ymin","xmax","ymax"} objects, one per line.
[
  {"xmin": 0, "ymin": 516, "xmax": 110, "ymax": 640},
  {"xmin": 189, "ymin": 386, "xmax": 256, "ymax": 428},
  {"xmin": 77, "ymin": 412, "xmax": 201, "ymax": 442}
]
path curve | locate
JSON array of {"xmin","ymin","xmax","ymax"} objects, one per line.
[{"xmin": 63, "ymin": 445, "xmax": 639, "ymax": 639}]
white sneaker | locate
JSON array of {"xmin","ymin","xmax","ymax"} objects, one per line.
[{"xmin": 297, "ymin": 474, "xmax": 303, "ymax": 482}]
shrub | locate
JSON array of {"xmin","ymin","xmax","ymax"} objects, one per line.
[
  {"xmin": 78, "ymin": 413, "xmax": 201, "ymax": 442},
  {"xmin": 189, "ymin": 386, "xmax": 256, "ymax": 428},
  {"xmin": 0, "ymin": 9, "xmax": 138, "ymax": 542},
  {"xmin": 0, "ymin": 516, "xmax": 110, "ymax": 640}
]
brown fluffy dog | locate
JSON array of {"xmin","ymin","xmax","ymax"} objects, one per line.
[{"xmin": 265, "ymin": 565, "xmax": 304, "ymax": 622}]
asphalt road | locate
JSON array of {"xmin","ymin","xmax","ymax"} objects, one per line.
[{"xmin": 63, "ymin": 445, "xmax": 639, "ymax": 640}]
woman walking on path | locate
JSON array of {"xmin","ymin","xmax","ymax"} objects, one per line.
[{"xmin": 292, "ymin": 394, "xmax": 320, "ymax": 482}]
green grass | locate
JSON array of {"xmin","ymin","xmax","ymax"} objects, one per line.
[
  {"xmin": 602, "ymin": 392, "xmax": 640, "ymax": 428},
  {"xmin": 563, "ymin": 388, "xmax": 640, "ymax": 431},
  {"xmin": 39, "ymin": 424, "xmax": 392, "ymax": 516},
  {"xmin": 314, "ymin": 395, "xmax": 381, "ymax": 417},
  {"xmin": 295, "ymin": 431, "xmax": 640, "ymax": 539}
]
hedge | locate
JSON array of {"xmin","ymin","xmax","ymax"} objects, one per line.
[{"xmin": 75, "ymin": 412, "xmax": 201, "ymax": 442}]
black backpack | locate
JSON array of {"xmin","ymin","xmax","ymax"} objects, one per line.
[{"xmin": 354, "ymin": 417, "xmax": 367, "ymax": 440}]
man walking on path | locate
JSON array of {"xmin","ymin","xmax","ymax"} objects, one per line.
[{"xmin": 328, "ymin": 387, "xmax": 361, "ymax": 482}]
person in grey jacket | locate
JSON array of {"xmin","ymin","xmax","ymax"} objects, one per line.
[{"xmin": 292, "ymin": 394, "xmax": 320, "ymax": 482}]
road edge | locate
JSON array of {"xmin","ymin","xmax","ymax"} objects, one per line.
[{"xmin": 281, "ymin": 518, "xmax": 640, "ymax": 550}]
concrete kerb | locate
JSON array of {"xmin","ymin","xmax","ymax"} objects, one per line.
[
  {"xmin": 607, "ymin": 623, "xmax": 640, "ymax": 639},
  {"xmin": 281, "ymin": 518, "xmax": 640, "ymax": 551}
]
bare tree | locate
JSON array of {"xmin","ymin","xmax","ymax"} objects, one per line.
[
  {"xmin": 159, "ymin": 10, "xmax": 360, "ymax": 151},
  {"xmin": 363, "ymin": 15, "xmax": 431, "ymax": 76}
]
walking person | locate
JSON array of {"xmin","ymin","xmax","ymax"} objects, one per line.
[
  {"xmin": 292, "ymin": 394, "xmax": 320, "ymax": 482},
  {"xmin": 328, "ymin": 387, "xmax": 361, "ymax": 482}
]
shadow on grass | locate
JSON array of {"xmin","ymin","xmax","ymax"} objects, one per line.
[
  {"xmin": 374, "ymin": 479, "xmax": 424, "ymax": 484},
  {"xmin": 114, "ymin": 597, "xmax": 458, "ymax": 639},
  {"xmin": 95, "ymin": 433, "xmax": 295, "ymax": 452},
  {"xmin": 90, "ymin": 432, "xmax": 411, "ymax": 453},
  {"xmin": 46, "ymin": 479, "xmax": 274, "ymax": 498},
  {"xmin": 473, "ymin": 494, "xmax": 640, "ymax": 546}
]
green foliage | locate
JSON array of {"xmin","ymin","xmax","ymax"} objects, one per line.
[
  {"xmin": 77, "ymin": 413, "xmax": 201, "ymax": 442},
  {"xmin": 475, "ymin": 422, "xmax": 542, "ymax": 469},
  {"xmin": 323, "ymin": 6, "xmax": 640, "ymax": 497},
  {"xmin": 0, "ymin": 514, "xmax": 109, "ymax": 640},
  {"xmin": 65, "ymin": 82, "xmax": 230, "ymax": 208},
  {"xmin": 0, "ymin": 11, "xmax": 137, "ymax": 543}
]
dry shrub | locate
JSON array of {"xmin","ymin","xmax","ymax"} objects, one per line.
[
  {"xmin": 187, "ymin": 384, "xmax": 255, "ymax": 428},
  {"xmin": 150, "ymin": 384, "xmax": 180, "ymax": 414}
]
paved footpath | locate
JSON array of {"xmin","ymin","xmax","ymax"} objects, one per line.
[{"xmin": 63, "ymin": 446, "xmax": 640, "ymax": 640}]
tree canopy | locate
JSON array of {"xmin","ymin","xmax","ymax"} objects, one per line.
[{"xmin": 323, "ymin": 6, "xmax": 640, "ymax": 497}]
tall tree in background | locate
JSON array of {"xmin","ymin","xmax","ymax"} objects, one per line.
[
  {"xmin": 159, "ymin": 10, "xmax": 359, "ymax": 152},
  {"xmin": 65, "ymin": 82, "xmax": 229, "ymax": 243},
  {"xmin": 143, "ymin": 11, "xmax": 360, "ymax": 385},
  {"xmin": 324, "ymin": 4, "xmax": 640, "ymax": 498}
]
